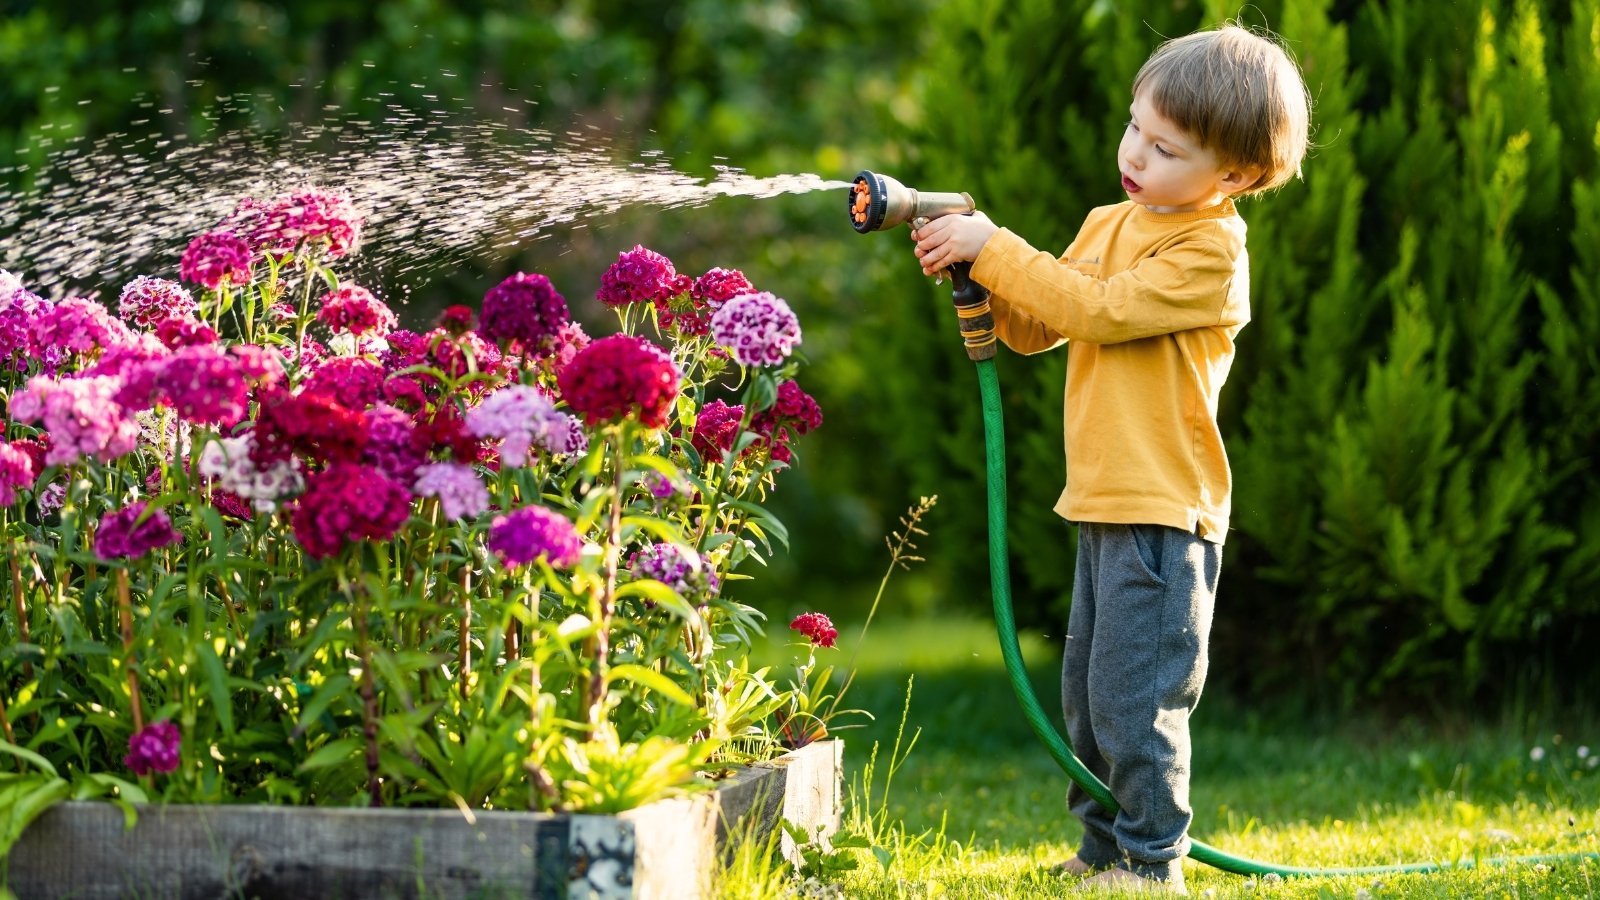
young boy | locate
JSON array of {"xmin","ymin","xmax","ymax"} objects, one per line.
[{"xmin": 910, "ymin": 25, "xmax": 1311, "ymax": 895}]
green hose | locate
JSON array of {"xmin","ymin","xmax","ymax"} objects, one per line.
[{"xmin": 972, "ymin": 355, "xmax": 1597, "ymax": 879}]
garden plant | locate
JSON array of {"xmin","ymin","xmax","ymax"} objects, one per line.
[{"xmin": 0, "ymin": 187, "xmax": 847, "ymax": 852}]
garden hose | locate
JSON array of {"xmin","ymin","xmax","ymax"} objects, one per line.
[{"xmin": 847, "ymin": 170, "xmax": 1596, "ymax": 877}]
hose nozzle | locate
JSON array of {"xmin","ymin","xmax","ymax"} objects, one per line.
[{"xmin": 848, "ymin": 170, "xmax": 974, "ymax": 233}]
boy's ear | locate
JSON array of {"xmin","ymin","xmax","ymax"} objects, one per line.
[{"xmin": 1218, "ymin": 165, "xmax": 1264, "ymax": 196}]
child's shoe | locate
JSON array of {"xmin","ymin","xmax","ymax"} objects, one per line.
[{"xmin": 1076, "ymin": 866, "xmax": 1187, "ymax": 895}]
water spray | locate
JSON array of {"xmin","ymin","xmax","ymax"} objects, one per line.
[{"xmin": 846, "ymin": 170, "xmax": 1597, "ymax": 881}]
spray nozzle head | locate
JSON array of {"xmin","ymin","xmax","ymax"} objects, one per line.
[{"xmin": 849, "ymin": 170, "xmax": 974, "ymax": 233}]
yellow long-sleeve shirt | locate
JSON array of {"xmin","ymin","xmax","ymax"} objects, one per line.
[{"xmin": 968, "ymin": 198, "xmax": 1249, "ymax": 543}]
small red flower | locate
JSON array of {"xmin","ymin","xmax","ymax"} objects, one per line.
[{"xmin": 790, "ymin": 612, "xmax": 838, "ymax": 649}]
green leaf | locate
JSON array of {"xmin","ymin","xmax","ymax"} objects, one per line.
[
  {"xmin": 605, "ymin": 664, "xmax": 694, "ymax": 707},
  {"xmin": 0, "ymin": 741, "xmax": 58, "ymax": 777},
  {"xmin": 297, "ymin": 737, "xmax": 363, "ymax": 772},
  {"xmin": 197, "ymin": 639, "xmax": 235, "ymax": 734}
]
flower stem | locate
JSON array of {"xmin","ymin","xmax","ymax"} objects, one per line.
[
  {"xmin": 584, "ymin": 424, "xmax": 627, "ymax": 737},
  {"xmin": 116, "ymin": 568, "xmax": 144, "ymax": 733}
]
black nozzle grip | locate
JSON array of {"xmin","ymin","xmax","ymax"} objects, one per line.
[{"xmin": 947, "ymin": 263, "xmax": 997, "ymax": 361}]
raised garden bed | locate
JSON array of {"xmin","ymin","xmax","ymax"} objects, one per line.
[{"xmin": 3, "ymin": 740, "xmax": 841, "ymax": 899}]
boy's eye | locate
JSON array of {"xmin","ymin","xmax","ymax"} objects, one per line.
[
  {"xmin": 1155, "ymin": 145, "xmax": 1175, "ymax": 159},
  {"xmin": 1126, "ymin": 120, "xmax": 1138, "ymax": 132}
]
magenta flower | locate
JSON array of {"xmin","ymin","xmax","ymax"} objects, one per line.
[
  {"xmin": 317, "ymin": 285, "xmax": 397, "ymax": 337},
  {"xmin": 663, "ymin": 267, "xmax": 755, "ymax": 336},
  {"xmin": 412, "ymin": 462, "xmax": 491, "ymax": 521},
  {"xmin": 251, "ymin": 189, "xmax": 364, "ymax": 260},
  {"xmin": 479, "ymin": 272, "xmax": 570, "ymax": 349},
  {"xmin": 301, "ymin": 356, "xmax": 385, "ymax": 411},
  {"xmin": 117, "ymin": 277, "xmax": 197, "ymax": 330},
  {"xmin": 0, "ymin": 287, "xmax": 54, "ymax": 369},
  {"xmin": 154, "ymin": 315, "xmax": 219, "ymax": 349},
  {"xmin": 595, "ymin": 245, "xmax": 691, "ymax": 308},
  {"xmin": 361, "ymin": 404, "xmax": 429, "ymax": 483},
  {"xmin": 161, "ymin": 345, "xmax": 251, "ymax": 426},
  {"xmin": 691, "ymin": 400, "xmax": 746, "ymax": 461},
  {"xmin": 8, "ymin": 375, "xmax": 139, "ymax": 466},
  {"xmin": 556, "ymin": 334, "xmax": 681, "ymax": 429},
  {"xmin": 466, "ymin": 384, "xmax": 587, "ymax": 467},
  {"xmin": 94, "ymin": 501, "xmax": 182, "ymax": 561},
  {"xmin": 436, "ymin": 305, "xmax": 475, "ymax": 336},
  {"xmin": 790, "ymin": 612, "xmax": 838, "ymax": 649},
  {"xmin": 125, "ymin": 720, "xmax": 182, "ymax": 776},
  {"xmin": 487, "ymin": 505, "xmax": 583, "ymax": 569},
  {"xmin": 251, "ymin": 388, "xmax": 370, "ymax": 466},
  {"xmin": 229, "ymin": 344, "xmax": 286, "ymax": 388},
  {"xmin": 0, "ymin": 442, "xmax": 35, "ymax": 507},
  {"xmin": 530, "ymin": 320, "xmax": 591, "ymax": 378},
  {"xmin": 290, "ymin": 462, "xmax": 412, "ymax": 559},
  {"xmin": 752, "ymin": 379, "xmax": 824, "ymax": 463},
  {"xmin": 180, "ymin": 230, "xmax": 255, "ymax": 290},
  {"xmin": 31, "ymin": 296, "xmax": 129, "ymax": 357},
  {"xmin": 711, "ymin": 292, "xmax": 802, "ymax": 368}
]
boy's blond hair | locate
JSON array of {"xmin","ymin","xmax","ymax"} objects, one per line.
[{"xmin": 1132, "ymin": 25, "xmax": 1312, "ymax": 195}]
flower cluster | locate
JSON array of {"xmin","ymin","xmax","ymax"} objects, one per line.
[
  {"xmin": 290, "ymin": 462, "xmax": 412, "ymax": 559},
  {"xmin": 466, "ymin": 384, "xmax": 587, "ymax": 467},
  {"xmin": 180, "ymin": 230, "xmax": 255, "ymax": 290},
  {"xmin": 95, "ymin": 501, "xmax": 183, "ymax": 561},
  {"xmin": 9, "ymin": 375, "xmax": 139, "ymax": 466},
  {"xmin": 118, "ymin": 276, "xmax": 198, "ymax": 329},
  {"xmin": 0, "ymin": 441, "xmax": 36, "ymax": 507},
  {"xmin": 711, "ymin": 292, "xmax": 802, "ymax": 368},
  {"xmin": 596, "ymin": 245, "xmax": 690, "ymax": 309},
  {"xmin": 125, "ymin": 721, "xmax": 183, "ymax": 776},
  {"xmin": 248, "ymin": 189, "xmax": 364, "ymax": 259},
  {"xmin": 413, "ymin": 461, "xmax": 491, "ymax": 520},
  {"xmin": 488, "ymin": 505, "xmax": 583, "ymax": 569},
  {"xmin": 479, "ymin": 272, "xmax": 570, "ymax": 349},
  {"xmin": 629, "ymin": 542, "xmax": 719, "ymax": 600},
  {"xmin": 790, "ymin": 612, "xmax": 839, "ymax": 649},
  {"xmin": 557, "ymin": 334, "xmax": 681, "ymax": 429},
  {"xmin": 317, "ymin": 285, "xmax": 397, "ymax": 337},
  {"xmin": 196, "ymin": 434, "xmax": 304, "ymax": 513}
]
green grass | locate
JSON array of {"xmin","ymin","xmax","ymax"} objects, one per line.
[{"xmin": 732, "ymin": 615, "xmax": 1600, "ymax": 898}]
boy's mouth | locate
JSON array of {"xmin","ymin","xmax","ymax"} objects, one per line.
[{"xmin": 1121, "ymin": 174, "xmax": 1141, "ymax": 193}]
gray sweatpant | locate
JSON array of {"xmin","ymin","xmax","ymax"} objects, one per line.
[{"xmin": 1062, "ymin": 522, "xmax": 1220, "ymax": 885}]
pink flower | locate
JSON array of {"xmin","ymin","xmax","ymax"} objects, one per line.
[
  {"xmin": 250, "ymin": 189, "xmax": 364, "ymax": 260},
  {"xmin": 290, "ymin": 462, "xmax": 411, "ymax": 559},
  {"xmin": 596, "ymin": 245, "xmax": 691, "ymax": 308},
  {"xmin": 479, "ymin": 272, "xmax": 569, "ymax": 349},
  {"xmin": 0, "ymin": 442, "xmax": 35, "ymax": 507},
  {"xmin": 556, "ymin": 334, "xmax": 680, "ymax": 429},
  {"xmin": 124, "ymin": 720, "xmax": 182, "ymax": 776},
  {"xmin": 95, "ymin": 500, "xmax": 182, "ymax": 560},
  {"xmin": 317, "ymin": 285, "xmax": 397, "ymax": 337},
  {"xmin": 0, "ymin": 287, "xmax": 55, "ymax": 370},
  {"xmin": 487, "ymin": 505, "xmax": 582, "ymax": 569},
  {"xmin": 9, "ymin": 375, "xmax": 139, "ymax": 466},
  {"xmin": 530, "ymin": 321, "xmax": 591, "ymax": 379},
  {"xmin": 117, "ymin": 277, "xmax": 197, "ymax": 329},
  {"xmin": 790, "ymin": 612, "xmax": 838, "ymax": 649},
  {"xmin": 412, "ymin": 462, "xmax": 490, "ymax": 521},
  {"xmin": 229, "ymin": 344, "xmax": 286, "ymax": 388},
  {"xmin": 157, "ymin": 345, "xmax": 250, "ymax": 426},
  {"xmin": 362, "ymin": 404, "xmax": 429, "ymax": 482},
  {"xmin": 251, "ymin": 388, "xmax": 369, "ymax": 466},
  {"xmin": 180, "ymin": 230, "xmax": 255, "ymax": 290},
  {"xmin": 154, "ymin": 315, "xmax": 219, "ymax": 349},
  {"xmin": 752, "ymin": 380, "xmax": 823, "ymax": 464},
  {"xmin": 31, "ymin": 297, "xmax": 129, "ymax": 357}
]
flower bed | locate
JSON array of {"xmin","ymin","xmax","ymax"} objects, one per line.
[{"xmin": 0, "ymin": 189, "xmax": 847, "ymax": 868}]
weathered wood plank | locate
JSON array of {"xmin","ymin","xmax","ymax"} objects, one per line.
[{"xmin": 2, "ymin": 740, "xmax": 843, "ymax": 900}]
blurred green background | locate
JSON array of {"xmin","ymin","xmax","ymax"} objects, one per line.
[{"xmin": 3, "ymin": 0, "xmax": 1597, "ymax": 709}]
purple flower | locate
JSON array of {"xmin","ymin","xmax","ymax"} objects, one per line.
[
  {"xmin": 595, "ymin": 245, "xmax": 690, "ymax": 308},
  {"xmin": 487, "ymin": 505, "xmax": 582, "ymax": 569},
  {"xmin": 479, "ymin": 272, "xmax": 570, "ymax": 349},
  {"xmin": 124, "ymin": 721, "xmax": 182, "ymax": 776},
  {"xmin": 95, "ymin": 501, "xmax": 182, "ymax": 561},
  {"xmin": 362, "ymin": 404, "xmax": 428, "ymax": 482},
  {"xmin": 412, "ymin": 462, "xmax": 491, "ymax": 521},
  {"xmin": 710, "ymin": 292, "xmax": 802, "ymax": 367},
  {"xmin": 118, "ymin": 276, "xmax": 197, "ymax": 329},
  {"xmin": 180, "ymin": 230, "xmax": 255, "ymax": 290},
  {"xmin": 466, "ymin": 384, "xmax": 587, "ymax": 467},
  {"xmin": 629, "ymin": 542, "xmax": 719, "ymax": 599}
]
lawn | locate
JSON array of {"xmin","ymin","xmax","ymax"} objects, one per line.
[{"xmin": 739, "ymin": 615, "xmax": 1600, "ymax": 898}]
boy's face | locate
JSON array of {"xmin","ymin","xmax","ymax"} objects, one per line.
[{"xmin": 1118, "ymin": 91, "xmax": 1255, "ymax": 213}]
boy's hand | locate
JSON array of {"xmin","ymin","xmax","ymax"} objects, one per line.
[{"xmin": 911, "ymin": 211, "xmax": 998, "ymax": 277}]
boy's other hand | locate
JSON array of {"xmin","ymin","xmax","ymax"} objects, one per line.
[{"xmin": 911, "ymin": 211, "xmax": 998, "ymax": 277}]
